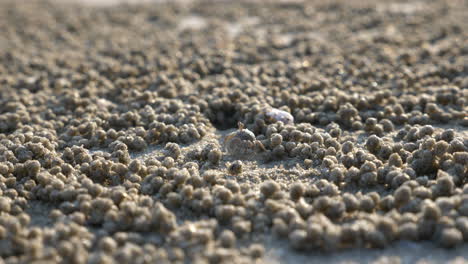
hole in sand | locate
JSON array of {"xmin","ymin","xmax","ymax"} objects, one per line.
[{"xmin": 208, "ymin": 108, "xmax": 239, "ymax": 131}]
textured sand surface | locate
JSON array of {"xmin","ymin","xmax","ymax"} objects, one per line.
[{"xmin": 0, "ymin": 0, "xmax": 467, "ymax": 263}]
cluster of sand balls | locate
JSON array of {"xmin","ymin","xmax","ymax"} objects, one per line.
[{"xmin": 0, "ymin": 0, "xmax": 467, "ymax": 263}]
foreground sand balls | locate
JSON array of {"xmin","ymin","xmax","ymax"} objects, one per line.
[{"xmin": 0, "ymin": 0, "xmax": 467, "ymax": 263}]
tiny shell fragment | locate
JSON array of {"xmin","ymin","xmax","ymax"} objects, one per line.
[{"xmin": 264, "ymin": 108, "xmax": 294, "ymax": 125}]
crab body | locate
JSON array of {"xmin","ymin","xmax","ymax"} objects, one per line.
[{"xmin": 224, "ymin": 122, "xmax": 265, "ymax": 158}]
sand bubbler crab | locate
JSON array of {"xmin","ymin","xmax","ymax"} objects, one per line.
[{"xmin": 224, "ymin": 122, "xmax": 266, "ymax": 158}]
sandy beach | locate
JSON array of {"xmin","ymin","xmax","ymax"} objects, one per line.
[{"xmin": 0, "ymin": 0, "xmax": 467, "ymax": 263}]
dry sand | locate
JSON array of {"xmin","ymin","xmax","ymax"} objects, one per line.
[{"xmin": 0, "ymin": 0, "xmax": 467, "ymax": 263}]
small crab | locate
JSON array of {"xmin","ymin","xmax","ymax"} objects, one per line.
[
  {"xmin": 263, "ymin": 107, "xmax": 294, "ymax": 125},
  {"xmin": 224, "ymin": 122, "xmax": 266, "ymax": 158}
]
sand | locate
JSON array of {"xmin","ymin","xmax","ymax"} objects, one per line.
[{"xmin": 0, "ymin": 0, "xmax": 467, "ymax": 263}]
